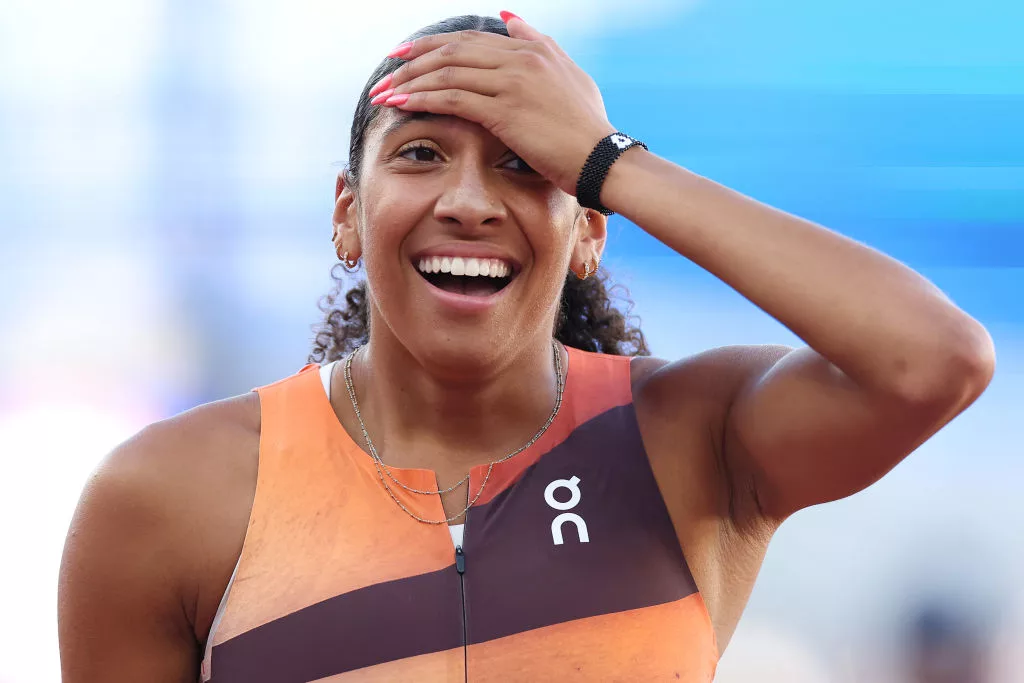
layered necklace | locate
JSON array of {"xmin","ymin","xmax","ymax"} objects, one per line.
[{"xmin": 342, "ymin": 341, "xmax": 566, "ymax": 524}]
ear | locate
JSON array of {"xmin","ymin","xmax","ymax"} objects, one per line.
[
  {"xmin": 332, "ymin": 171, "xmax": 361, "ymax": 262},
  {"xmin": 571, "ymin": 208, "xmax": 607, "ymax": 276}
]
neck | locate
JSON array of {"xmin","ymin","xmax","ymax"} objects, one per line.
[{"xmin": 342, "ymin": 330, "xmax": 566, "ymax": 474}]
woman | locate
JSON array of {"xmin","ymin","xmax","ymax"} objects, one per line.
[{"xmin": 58, "ymin": 12, "xmax": 995, "ymax": 683}]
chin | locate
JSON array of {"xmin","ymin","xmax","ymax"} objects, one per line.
[{"xmin": 409, "ymin": 332, "xmax": 515, "ymax": 380}]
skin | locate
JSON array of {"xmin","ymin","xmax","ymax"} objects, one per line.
[{"xmin": 58, "ymin": 16, "xmax": 995, "ymax": 682}]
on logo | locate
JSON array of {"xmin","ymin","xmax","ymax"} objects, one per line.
[{"xmin": 544, "ymin": 475, "xmax": 589, "ymax": 545}]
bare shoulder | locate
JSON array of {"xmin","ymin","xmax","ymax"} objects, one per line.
[
  {"xmin": 59, "ymin": 391, "xmax": 260, "ymax": 682},
  {"xmin": 629, "ymin": 345, "xmax": 792, "ymax": 651},
  {"xmin": 631, "ymin": 345, "xmax": 792, "ymax": 519}
]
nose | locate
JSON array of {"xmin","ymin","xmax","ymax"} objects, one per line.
[{"xmin": 433, "ymin": 158, "xmax": 508, "ymax": 229}]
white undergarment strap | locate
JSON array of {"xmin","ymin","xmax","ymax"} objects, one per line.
[{"xmin": 320, "ymin": 360, "xmax": 338, "ymax": 400}]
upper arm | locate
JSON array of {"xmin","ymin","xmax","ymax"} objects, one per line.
[
  {"xmin": 58, "ymin": 435, "xmax": 198, "ymax": 683},
  {"xmin": 638, "ymin": 341, "xmax": 992, "ymax": 529},
  {"xmin": 58, "ymin": 393, "xmax": 260, "ymax": 683},
  {"xmin": 722, "ymin": 344, "xmax": 992, "ymax": 522}
]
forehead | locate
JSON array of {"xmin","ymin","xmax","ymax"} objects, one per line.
[{"xmin": 366, "ymin": 109, "xmax": 494, "ymax": 149}]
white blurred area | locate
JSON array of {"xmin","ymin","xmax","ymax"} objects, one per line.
[{"xmin": 1, "ymin": 1, "xmax": 1021, "ymax": 681}]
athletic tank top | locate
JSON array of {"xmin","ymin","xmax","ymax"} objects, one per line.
[{"xmin": 201, "ymin": 347, "xmax": 718, "ymax": 682}]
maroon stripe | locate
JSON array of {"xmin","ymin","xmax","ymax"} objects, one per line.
[
  {"xmin": 463, "ymin": 403, "xmax": 697, "ymax": 645},
  {"xmin": 208, "ymin": 566, "xmax": 464, "ymax": 682}
]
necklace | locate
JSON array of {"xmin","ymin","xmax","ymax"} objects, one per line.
[{"xmin": 342, "ymin": 340, "xmax": 565, "ymax": 524}]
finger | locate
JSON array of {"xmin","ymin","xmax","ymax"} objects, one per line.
[
  {"xmin": 389, "ymin": 66, "xmax": 502, "ymax": 99},
  {"xmin": 388, "ymin": 42, "xmax": 508, "ymax": 90},
  {"xmin": 500, "ymin": 12, "xmax": 546, "ymax": 42},
  {"xmin": 386, "ymin": 89, "xmax": 497, "ymax": 128},
  {"xmin": 397, "ymin": 30, "xmax": 530, "ymax": 62},
  {"xmin": 503, "ymin": 11, "xmax": 577, "ymax": 60}
]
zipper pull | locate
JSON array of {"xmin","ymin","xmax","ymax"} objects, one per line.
[{"xmin": 455, "ymin": 545, "xmax": 466, "ymax": 574}]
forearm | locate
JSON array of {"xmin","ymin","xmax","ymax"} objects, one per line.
[{"xmin": 601, "ymin": 148, "xmax": 993, "ymax": 399}]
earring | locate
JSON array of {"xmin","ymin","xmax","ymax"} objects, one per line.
[
  {"xmin": 576, "ymin": 260, "xmax": 595, "ymax": 280},
  {"xmin": 341, "ymin": 250, "xmax": 360, "ymax": 269}
]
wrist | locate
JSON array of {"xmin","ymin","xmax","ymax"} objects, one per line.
[{"xmin": 597, "ymin": 144, "xmax": 651, "ymax": 216}]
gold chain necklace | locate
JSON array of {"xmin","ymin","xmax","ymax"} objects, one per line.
[{"xmin": 342, "ymin": 341, "xmax": 565, "ymax": 524}]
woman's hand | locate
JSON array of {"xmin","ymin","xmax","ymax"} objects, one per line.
[{"xmin": 374, "ymin": 13, "xmax": 616, "ymax": 196}]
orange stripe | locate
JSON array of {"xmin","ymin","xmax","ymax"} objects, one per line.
[
  {"xmin": 466, "ymin": 593, "xmax": 718, "ymax": 681},
  {"xmin": 213, "ymin": 367, "xmax": 455, "ymax": 645}
]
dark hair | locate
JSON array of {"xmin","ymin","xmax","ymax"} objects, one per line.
[{"xmin": 309, "ymin": 15, "xmax": 649, "ymax": 363}]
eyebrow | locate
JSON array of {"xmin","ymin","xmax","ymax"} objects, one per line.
[{"xmin": 378, "ymin": 111, "xmax": 452, "ymax": 141}]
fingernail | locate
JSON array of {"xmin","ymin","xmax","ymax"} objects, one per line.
[
  {"xmin": 387, "ymin": 42, "xmax": 413, "ymax": 58},
  {"xmin": 384, "ymin": 93, "xmax": 410, "ymax": 106},
  {"xmin": 368, "ymin": 74, "xmax": 393, "ymax": 98},
  {"xmin": 499, "ymin": 11, "xmax": 522, "ymax": 23},
  {"xmin": 370, "ymin": 89, "xmax": 395, "ymax": 105}
]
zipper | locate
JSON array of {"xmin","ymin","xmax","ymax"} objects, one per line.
[
  {"xmin": 455, "ymin": 545, "xmax": 466, "ymax": 574},
  {"xmin": 456, "ymin": 541, "xmax": 468, "ymax": 682},
  {"xmin": 456, "ymin": 496, "xmax": 470, "ymax": 683}
]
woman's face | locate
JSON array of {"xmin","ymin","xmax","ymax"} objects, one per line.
[{"xmin": 336, "ymin": 109, "xmax": 603, "ymax": 374}]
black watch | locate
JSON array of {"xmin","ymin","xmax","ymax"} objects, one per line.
[{"xmin": 575, "ymin": 132, "xmax": 648, "ymax": 216}]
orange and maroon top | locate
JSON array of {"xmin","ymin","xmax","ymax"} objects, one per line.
[{"xmin": 201, "ymin": 347, "xmax": 718, "ymax": 682}]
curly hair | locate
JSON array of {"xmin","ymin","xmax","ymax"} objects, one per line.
[{"xmin": 309, "ymin": 14, "xmax": 649, "ymax": 363}]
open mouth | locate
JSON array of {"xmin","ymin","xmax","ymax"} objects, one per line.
[{"xmin": 416, "ymin": 256, "xmax": 515, "ymax": 298}]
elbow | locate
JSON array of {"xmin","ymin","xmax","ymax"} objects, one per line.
[
  {"xmin": 949, "ymin": 324, "xmax": 996, "ymax": 404},
  {"xmin": 893, "ymin": 319, "xmax": 996, "ymax": 410}
]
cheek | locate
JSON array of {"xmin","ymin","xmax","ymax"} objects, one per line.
[
  {"xmin": 359, "ymin": 181, "xmax": 431, "ymax": 261},
  {"xmin": 525, "ymin": 192, "xmax": 577, "ymax": 270}
]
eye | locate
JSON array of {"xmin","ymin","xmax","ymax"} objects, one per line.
[
  {"xmin": 398, "ymin": 144, "xmax": 441, "ymax": 162},
  {"xmin": 501, "ymin": 155, "xmax": 536, "ymax": 173}
]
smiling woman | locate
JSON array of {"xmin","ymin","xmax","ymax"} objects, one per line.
[{"xmin": 58, "ymin": 10, "xmax": 994, "ymax": 683}]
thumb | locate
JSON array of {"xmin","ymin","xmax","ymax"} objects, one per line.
[{"xmin": 499, "ymin": 11, "xmax": 545, "ymax": 41}]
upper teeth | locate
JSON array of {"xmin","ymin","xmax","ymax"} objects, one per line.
[{"xmin": 417, "ymin": 256, "xmax": 512, "ymax": 278}]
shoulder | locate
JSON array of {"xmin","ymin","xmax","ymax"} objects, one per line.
[
  {"xmin": 92, "ymin": 391, "xmax": 261, "ymax": 528},
  {"xmin": 631, "ymin": 345, "xmax": 793, "ymax": 402},
  {"xmin": 62, "ymin": 391, "xmax": 261, "ymax": 643},
  {"xmin": 127, "ymin": 390, "xmax": 262, "ymax": 483},
  {"xmin": 629, "ymin": 345, "xmax": 793, "ymax": 522}
]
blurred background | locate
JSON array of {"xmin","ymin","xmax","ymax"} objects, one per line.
[{"xmin": 1, "ymin": 0, "xmax": 1021, "ymax": 680}]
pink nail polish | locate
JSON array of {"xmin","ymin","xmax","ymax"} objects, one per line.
[
  {"xmin": 499, "ymin": 10, "xmax": 522, "ymax": 23},
  {"xmin": 387, "ymin": 42, "xmax": 413, "ymax": 58},
  {"xmin": 370, "ymin": 89, "xmax": 395, "ymax": 105},
  {"xmin": 368, "ymin": 74, "xmax": 393, "ymax": 98},
  {"xmin": 384, "ymin": 93, "xmax": 410, "ymax": 106}
]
